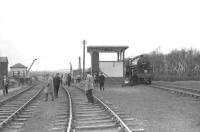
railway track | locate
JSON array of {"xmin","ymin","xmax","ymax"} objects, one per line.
[
  {"xmin": 53, "ymin": 86, "xmax": 145, "ymax": 132},
  {"xmin": 150, "ymin": 83, "xmax": 200, "ymax": 98},
  {"xmin": 0, "ymin": 84, "xmax": 43, "ymax": 131}
]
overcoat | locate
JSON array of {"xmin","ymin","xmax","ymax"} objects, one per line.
[
  {"xmin": 85, "ymin": 74, "xmax": 94, "ymax": 91},
  {"xmin": 44, "ymin": 77, "xmax": 54, "ymax": 93},
  {"xmin": 53, "ymin": 76, "xmax": 61, "ymax": 86}
]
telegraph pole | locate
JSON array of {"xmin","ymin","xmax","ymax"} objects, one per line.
[
  {"xmin": 82, "ymin": 40, "xmax": 86, "ymax": 79},
  {"xmin": 78, "ymin": 56, "xmax": 81, "ymax": 75}
]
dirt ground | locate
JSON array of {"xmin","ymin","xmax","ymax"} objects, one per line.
[
  {"xmin": 18, "ymin": 89, "xmax": 66, "ymax": 132},
  {"xmin": 94, "ymin": 81, "xmax": 200, "ymax": 132}
]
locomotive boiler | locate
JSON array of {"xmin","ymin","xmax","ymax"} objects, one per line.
[{"xmin": 125, "ymin": 54, "xmax": 153, "ymax": 85}]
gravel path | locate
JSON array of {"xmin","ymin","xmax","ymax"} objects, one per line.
[
  {"xmin": 19, "ymin": 88, "xmax": 66, "ymax": 132},
  {"xmin": 21, "ymin": 101, "xmax": 57, "ymax": 132},
  {"xmin": 94, "ymin": 84, "xmax": 200, "ymax": 132}
]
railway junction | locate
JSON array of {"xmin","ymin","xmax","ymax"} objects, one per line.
[
  {"xmin": 1, "ymin": 46, "xmax": 200, "ymax": 132},
  {"xmin": 1, "ymin": 80, "xmax": 200, "ymax": 132},
  {"xmin": 0, "ymin": 80, "xmax": 145, "ymax": 132}
]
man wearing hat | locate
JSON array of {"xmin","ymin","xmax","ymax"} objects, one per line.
[{"xmin": 53, "ymin": 73, "xmax": 61, "ymax": 98}]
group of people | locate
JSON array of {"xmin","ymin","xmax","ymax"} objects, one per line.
[
  {"xmin": 94, "ymin": 72, "xmax": 105, "ymax": 91},
  {"xmin": 43, "ymin": 73, "xmax": 72, "ymax": 101},
  {"xmin": 43, "ymin": 71, "xmax": 105, "ymax": 103},
  {"xmin": 1, "ymin": 71, "xmax": 104, "ymax": 105},
  {"xmin": 43, "ymin": 73, "xmax": 62, "ymax": 101}
]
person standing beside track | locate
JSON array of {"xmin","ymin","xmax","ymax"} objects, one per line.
[
  {"xmin": 99, "ymin": 72, "xmax": 105, "ymax": 91},
  {"xmin": 67, "ymin": 73, "xmax": 72, "ymax": 87},
  {"xmin": 2, "ymin": 75, "xmax": 9, "ymax": 96},
  {"xmin": 53, "ymin": 73, "xmax": 61, "ymax": 98},
  {"xmin": 85, "ymin": 73, "xmax": 94, "ymax": 103},
  {"xmin": 44, "ymin": 74, "xmax": 54, "ymax": 101}
]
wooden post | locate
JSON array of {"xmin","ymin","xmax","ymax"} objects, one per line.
[
  {"xmin": 78, "ymin": 56, "xmax": 82, "ymax": 75},
  {"xmin": 123, "ymin": 50, "xmax": 125, "ymax": 83},
  {"xmin": 82, "ymin": 40, "xmax": 86, "ymax": 79},
  {"xmin": 117, "ymin": 52, "xmax": 119, "ymax": 61}
]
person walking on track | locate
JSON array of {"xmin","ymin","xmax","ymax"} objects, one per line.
[
  {"xmin": 99, "ymin": 72, "xmax": 105, "ymax": 91},
  {"xmin": 2, "ymin": 75, "xmax": 9, "ymax": 96},
  {"xmin": 85, "ymin": 73, "xmax": 94, "ymax": 103},
  {"xmin": 53, "ymin": 73, "xmax": 61, "ymax": 98},
  {"xmin": 44, "ymin": 74, "xmax": 54, "ymax": 101}
]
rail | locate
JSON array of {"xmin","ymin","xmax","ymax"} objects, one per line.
[
  {"xmin": 74, "ymin": 85, "xmax": 132, "ymax": 132},
  {"xmin": 0, "ymin": 84, "xmax": 37, "ymax": 105},
  {"xmin": 93, "ymin": 95, "xmax": 132, "ymax": 132},
  {"xmin": 62, "ymin": 86, "xmax": 73, "ymax": 132},
  {"xmin": 0, "ymin": 86, "xmax": 43, "ymax": 127},
  {"xmin": 152, "ymin": 83, "xmax": 200, "ymax": 93},
  {"xmin": 149, "ymin": 83, "xmax": 200, "ymax": 99}
]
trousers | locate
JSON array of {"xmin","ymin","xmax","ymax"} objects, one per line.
[
  {"xmin": 100, "ymin": 82, "xmax": 104, "ymax": 91},
  {"xmin": 45, "ymin": 92, "xmax": 54, "ymax": 101},
  {"xmin": 3, "ymin": 86, "xmax": 8, "ymax": 96},
  {"xmin": 54, "ymin": 85, "xmax": 59, "ymax": 98},
  {"xmin": 86, "ymin": 89, "xmax": 94, "ymax": 103}
]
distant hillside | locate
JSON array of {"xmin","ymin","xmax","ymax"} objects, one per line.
[
  {"xmin": 29, "ymin": 69, "xmax": 70, "ymax": 75},
  {"xmin": 49, "ymin": 69, "xmax": 70, "ymax": 73}
]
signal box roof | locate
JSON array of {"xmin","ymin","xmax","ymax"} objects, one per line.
[
  {"xmin": 87, "ymin": 45, "xmax": 129, "ymax": 53},
  {"xmin": 10, "ymin": 63, "xmax": 27, "ymax": 68}
]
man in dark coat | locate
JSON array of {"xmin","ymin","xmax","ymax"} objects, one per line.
[
  {"xmin": 2, "ymin": 75, "xmax": 9, "ymax": 96},
  {"xmin": 67, "ymin": 74, "xmax": 72, "ymax": 87},
  {"xmin": 99, "ymin": 73, "xmax": 105, "ymax": 91},
  {"xmin": 94, "ymin": 73, "xmax": 99, "ymax": 85},
  {"xmin": 53, "ymin": 73, "xmax": 61, "ymax": 98}
]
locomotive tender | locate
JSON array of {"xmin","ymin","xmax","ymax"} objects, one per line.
[{"xmin": 125, "ymin": 54, "xmax": 153, "ymax": 85}]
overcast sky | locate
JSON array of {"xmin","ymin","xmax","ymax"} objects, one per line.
[{"xmin": 0, "ymin": 0, "xmax": 200, "ymax": 71}]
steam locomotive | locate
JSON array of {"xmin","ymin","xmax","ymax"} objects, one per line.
[{"xmin": 125, "ymin": 54, "xmax": 153, "ymax": 85}]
